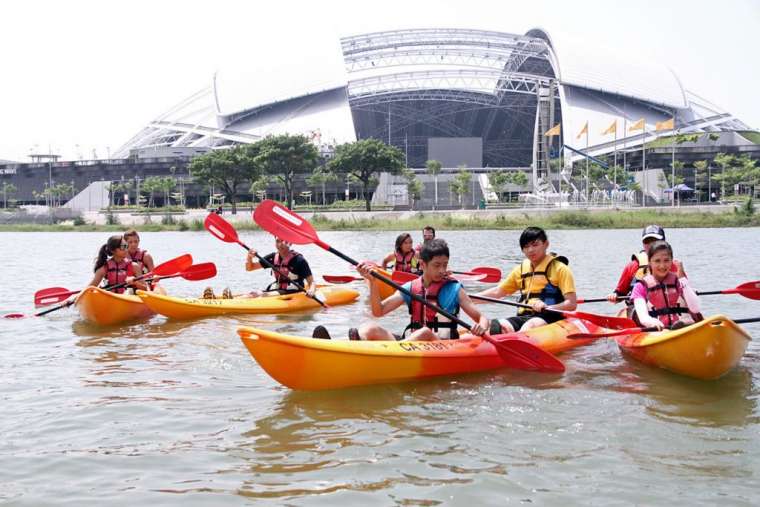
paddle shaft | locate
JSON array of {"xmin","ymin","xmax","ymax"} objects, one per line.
[
  {"xmin": 237, "ymin": 238, "xmax": 326, "ymax": 308},
  {"xmin": 470, "ymin": 293, "xmax": 569, "ymax": 317},
  {"xmin": 572, "ymin": 316, "xmax": 760, "ymax": 339}
]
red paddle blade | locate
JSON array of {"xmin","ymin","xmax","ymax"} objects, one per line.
[
  {"xmin": 180, "ymin": 262, "xmax": 217, "ymax": 281},
  {"xmin": 470, "ymin": 266, "xmax": 502, "ymax": 283},
  {"xmin": 485, "ymin": 335, "xmax": 565, "ymax": 373},
  {"xmin": 566, "ymin": 311, "xmax": 636, "ymax": 330},
  {"xmin": 252, "ymin": 200, "xmax": 318, "ymax": 245},
  {"xmin": 4, "ymin": 313, "xmax": 26, "ymax": 319},
  {"xmin": 152, "ymin": 253, "xmax": 193, "ymax": 277},
  {"xmin": 204, "ymin": 213, "xmax": 240, "ymax": 244},
  {"xmin": 732, "ymin": 281, "xmax": 760, "ymax": 300},
  {"xmin": 452, "ymin": 272, "xmax": 488, "ymax": 282},
  {"xmin": 391, "ymin": 271, "xmax": 418, "ymax": 284},
  {"xmin": 34, "ymin": 287, "xmax": 79, "ymax": 307},
  {"xmin": 323, "ymin": 275, "xmax": 361, "ymax": 284}
]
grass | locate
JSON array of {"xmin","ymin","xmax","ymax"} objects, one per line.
[{"xmin": 1, "ymin": 207, "xmax": 758, "ymax": 232}]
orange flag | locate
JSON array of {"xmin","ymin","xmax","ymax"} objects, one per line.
[
  {"xmin": 544, "ymin": 123, "xmax": 561, "ymax": 137},
  {"xmin": 576, "ymin": 121, "xmax": 588, "ymax": 139},
  {"xmin": 655, "ymin": 118, "xmax": 675, "ymax": 131},
  {"xmin": 601, "ymin": 120, "xmax": 617, "ymax": 135},
  {"xmin": 629, "ymin": 118, "xmax": 645, "ymax": 131}
]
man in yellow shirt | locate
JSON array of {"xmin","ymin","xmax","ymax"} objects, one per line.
[{"xmin": 474, "ymin": 226, "xmax": 577, "ymax": 333}]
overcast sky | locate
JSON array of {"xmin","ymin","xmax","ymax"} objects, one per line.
[{"xmin": 1, "ymin": 0, "xmax": 757, "ymax": 162}]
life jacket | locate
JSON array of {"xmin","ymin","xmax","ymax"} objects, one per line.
[
  {"xmin": 394, "ymin": 250, "xmax": 418, "ymax": 274},
  {"xmin": 630, "ymin": 251, "xmax": 649, "ymax": 286},
  {"xmin": 104, "ymin": 258, "xmax": 133, "ymax": 294},
  {"xmin": 267, "ymin": 250, "xmax": 304, "ymax": 291},
  {"xmin": 402, "ymin": 277, "xmax": 462, "ymax": 339},
  {"xmin": 128, "ymin": 248, "xmax": 148, "ymax": 275},
  {"xmin": 517, "ymin": 254, "xmax": 568, "ymax": 315},
  {"xmin": 639, "ymin": 272, "xmax": 690, "ymax": 327}
]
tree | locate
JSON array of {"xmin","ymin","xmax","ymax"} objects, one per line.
[
  {"xmin": 487, "ymin": 170, "xmax": 510, "ymax": 202},
  {"xmin": 425, "ymin": 159, "xmax": 442, "ymax": 209},
  {"xmin": 328, "ymin": 138, "xmax": 405, "ymax": 211},
  {"xmin": 306, "ymin": 167, "xmax": 339, "ymax": 205},
  {"xmin": 511, "ymin": 170, "xmax": 528, "ymax": 187},
  {"xmin": 1, "ymin": 182, "xmax": 17, "ymax": 208},
  {"xmin": 449, "ymin": 167, "xmax": 471, "ymax": 209},
  {"xmin": 713, "ymin": 153, "xmax": 735, "ymax": 198},
  {"xmin": 158, "ymin": 176, "xmax": 176, "ymax": 207},
  {"xmin": 250, "ymin": 175, "xmax": 271, "ymax": 202},
  {"xmin": 693, "ymin": 160, "xmax": 709, "ymax": 202},
  {"xmin": 254, "ymin": 134, "xmax": 318, "ymax": 210},
  {"xmin": 190, "ymin": 145, "xmax": 259, "ymax": 214},
  {"xmin": 110, "ymin": 180, "xmax": 133, "ymax": 206},
  {"xmin": 402, "ymin": 168, "xmax": 423, "ymax": 210}
]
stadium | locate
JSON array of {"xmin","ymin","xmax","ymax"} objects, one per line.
[{"xmin": 2, "ymin": 27, "xmax": 758, "ymax": 211}]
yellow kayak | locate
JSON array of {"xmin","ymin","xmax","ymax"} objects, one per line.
[
  {"xmin": 369, "ymin": 269, "xmax": 401, "ymax": 300},
  {"xmin": 75, "ymin": 286, "xmax": 155, "ymax": 326},
  {"xmin": 237, "ymin": 318, "xmax": 600, "ymax": 390},
  {"xmin": 136, "ymin": 286, "xmax": 359, "ymax": 319},
  {"xmin": 616, "ymin": 315, "xmax": 751, "ymax": 380}
]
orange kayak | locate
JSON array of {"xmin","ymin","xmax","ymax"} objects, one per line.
[
  {"xmin": 75, "ymin": 286, "xmax": 155, "ymax": 326},
  {"xmin": 238, "ymin": 318, "xmax": 600, "ymax": 390},
  {"xmin": 616, "ymin": 314, "xmax": 750, "ymax": 380}
]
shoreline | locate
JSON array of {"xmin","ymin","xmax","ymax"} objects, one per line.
[{"xmin": 1, "ymin": 207, "xmax": 758, "ymax": 232}]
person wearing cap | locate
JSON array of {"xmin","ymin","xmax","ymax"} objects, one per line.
[
  {"xmin": 246, "ymin": 237, "xmax": 316, "ymax": 296},
  {"xmin": 606, "ymin": 225, "xmax": 685, "ymax": 306}
]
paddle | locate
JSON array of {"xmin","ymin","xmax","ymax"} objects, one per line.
[
  {"xmin": 6, "ymin": 254, "xmax": 195, "ymax": 319},
  {"xmin": 33, "ymin": 254, "xmax": 194, "ymax": 307},
  {"xmin": 453, "ymin": 266, "xmax": 502, "ymax": 283},
  {"xmin": 129, "ymin": 262, "xmax": 216, "ymax": 286},
  {"xmin": 469, "ymin": 294, "xmax": 636, "ymax": 330},
  {"xmin": 252, "ymin": 199, "xmax": 564, "ymax": 373},
  {"xmin": 323, "ymin": 275, "xmax": 363, "ymax": 284},
  {"xmin": 567, "ymin": 317, "xmax": 760, "ymax": 340},
  {"xmin": 577, "ymin": 281, "xmax": 760, "ymax": 304},
  {"xmin": 390, "ymin": 270, "xmax": 487, "ymax": 284},
  {"xmin": 204, "ymin": 212, "xmax": 327, "ymax": 308}
]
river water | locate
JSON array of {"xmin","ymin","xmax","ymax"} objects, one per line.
[{"xmin": 1, "ymin": 228, "xmax": 759, "ymax": 506}]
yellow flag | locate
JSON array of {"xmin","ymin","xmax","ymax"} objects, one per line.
[
  {"xmin": 655, "ymin": 118, "xmax": 674, "ymax": 131},
  {"xmin": 601, "ymin": 120, "xmax": 617, "ymax": 135},
  {"xmin": 576, "ymin": 121, "xmax": 588, "ymax": 139},
  {"xmin": 629, "ymin": 118, "xmax": 645, "ymax": 131},
  {"xmin": 544, "ymin": 123, "xmax": 561, "ymax": 137}
]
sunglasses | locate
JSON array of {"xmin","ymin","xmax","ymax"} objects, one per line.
[{"xmin": 118, "ymin": 243, "xmax": 128, "ymax": 249}]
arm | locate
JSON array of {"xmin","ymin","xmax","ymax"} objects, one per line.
[
  {"xmin": 458, "ymin": 289, "xmax": 489, "ymax": 336},
  {"xmin": 245, "ymin": 249, "xmax": 264, "ymax": 271},
  {"xmin": 88, "ymin": 267, "xmax": 106, "ymax": 288},
  {"xmin": 381, "ymin": 252, "xmax": 395, "ymax": 268},
  {"xmin": 357, "ymin": 262, "xmax": 405, "ymax": 316},
  {"xmin": 676, "ymin": 262, "xmax": 700, "ymax": 313},
  {"xmin": 143, "ymin": 253, "xmax": 155, "ymax": 273},
  {"xmin": 304, "ymin": 275, "xmax": 316, "ymax": 296},
  {"xmin": 608, "ymin": 261, "xmax": 636, "ymax": 302},
  {"xmin": 631, "ymin": 283, "xmax": 663, "ymax": 329},
  {"xmin": 473, "ymin": 268, "xmax": 517, "ymax": 301}
]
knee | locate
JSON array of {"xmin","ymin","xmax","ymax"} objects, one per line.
[{"xmin": 519, "ymin": 318, "xmax": 546, "ymax": 331}]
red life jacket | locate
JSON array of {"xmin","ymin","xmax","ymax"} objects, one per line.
[
  {"xmin": 404, "ymin": 277, "xmax": 460, "ymax": 339},
  {"xmin": 271, "ymin": 250, "xmax": 302, "ymax": 290},
  {"xmin": 104, "ymin": 258, "xmax": 133, "ymax": 294},
  {"xmin": 640, "ymin": 272, "xmax": 689, "ymax": 327},
  {"xmin": 128, "ymin": 248, "xmax": 148, "ymax": 274},
  {"xmin": 394, "ymin": 250, "xmax": 417, "ymax": 273}
]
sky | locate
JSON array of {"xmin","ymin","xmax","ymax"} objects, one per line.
[{"xmin": 1, "ymin": 0, "xmax": 758, "ymax": 162}]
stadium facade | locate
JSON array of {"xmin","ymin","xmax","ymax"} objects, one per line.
[{"xmin": 115, "ymin": 28, "xmax": 752, "ymax": 185}]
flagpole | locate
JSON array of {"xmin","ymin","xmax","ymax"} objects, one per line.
[
  {"xmin": 585, "ymin": 125, "xmax": 589, "ymax": 204},
  {"xmin": 613, "ymin": 123, "xmax": 617, "ymax": 189},
  {"xmin": 671, "ymin": 113, "xmax": 676, "ymax": 208},
  {"xmin": 642, "ymin": 123, "xmax": 646, "ymax": 207}
]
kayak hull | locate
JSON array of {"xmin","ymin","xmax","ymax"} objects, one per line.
[
  {"xmin": 238, "ymin": 318, "xmax": 600, "ymax": 390},
  {"xmin": 136, "ymin": 286, "xmax": 359, "ymax": 319},
  {"xmin": 616, "ymin": 314, "xmax": 750, "ymax": 380},
  {"xmin": 369, "ymin": 269, "xmax": 398, "ymax": 300},
  {"xmin": 75, "ymin": 286, "xmax": 155, "ymax": 326}
]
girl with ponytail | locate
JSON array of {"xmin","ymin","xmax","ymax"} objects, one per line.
[{"xmin": 88, "ymin": 235, "xmax": 146, "ymax": 293}]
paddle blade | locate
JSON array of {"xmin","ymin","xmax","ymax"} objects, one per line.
[
  {"xmin": 323, "ymin": 275, "xmax": 362, "ymax": 284},
  {"xmin": 391, "ymin": 270, "xmax": 418, "ymax": 284},
  {"xmin": 470, "ymin": 267, "xmax": 502, "ymax": 283},
  {"xmin": 34, "ymin": 287, "xmax": 79, "ymax": 307},
  {"xmin": 204, "ymin": 213, "xmax": 240, "ymax": 244},
  {"xmin": 566, "ymin": 311, "xmax": 636, "ymax": 330},
  {"xmin": 452, "ymin": 272, "xmax": 488, "ymax": 282},
  {"xmin": 485, "ymin": 335, "xmax": 565, "ymax": 373},
  {"xmin": 4, "ymin": 313, "xmax": 26, "ymax": 319},
  {"xmin": 253, "ymin": 200, "xmax": 319, "ymax": 245},
  {"xmin": 732, "ymin": 281, "xmax": 760, "ymax": 300},
  {"xmin": 180, "ymin": 262, "xmax": 217, "ymax": 281},
  {"xmin": 152, "ymin": 253, "xmax": 193, "ymax": 277}
]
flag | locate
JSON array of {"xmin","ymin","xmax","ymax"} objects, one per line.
[
  {"xmin": 656, "ymin": 118, "xmax": 675, "ymax": 131},
  {"xmin": 576, "ymin": 121, "xmax": 588, "ymax": 139},
  {"xmin": 629, "ymin": 118, "xmax": 645, "ymax": 131},
  {"xmin": 544, "ymin": 123, "xmax": 561, "ymax": 137},
  {"xmin": 601, "ymin": 120, "xmax": 617, "ymax": 135}
]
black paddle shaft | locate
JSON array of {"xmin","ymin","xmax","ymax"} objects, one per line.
[
  {"xmin": 326, "ymin": 246, "xmax": 474, "ymax": 331},
  {"xmin": 239, "ymin": 239, "xmax": 326, "ymax": 308}
]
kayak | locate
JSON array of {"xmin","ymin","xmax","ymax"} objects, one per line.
[
  {"xmin": 75, "ymin": 286, "xmax": 155, "ymax": 326},
  {"xmin": 371, "ymin": 269, "xmax": 404, "ymax": 300},
  {"xmin": 616, "ymin": 314, "xmax": 751, "ymax": 380},
  {"xmin": 237, "ymin": 318, "xmax": 602, "ymax": 390},
  {"xmin": 136, "ymin": 286, "xmax": 360, "ymax": 319}
]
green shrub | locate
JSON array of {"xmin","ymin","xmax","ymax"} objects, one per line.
[
  {"xmin": 191, "ymin": 218, "xmax": 204, "ymax": 231},
  {"xmin": 161, "ymin": 214, "xmax": 176, "ymax": 225},
  {"xmin": 178, "ymin": 219, "xmax": 189, "ymax": 231},
  {"xmin": 105, "ymin": 212, "xmax": 120, "ymax": 225},
  {"xmin": 73, "ymin": 215, "xmax": 86, "ymax": 226}
]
